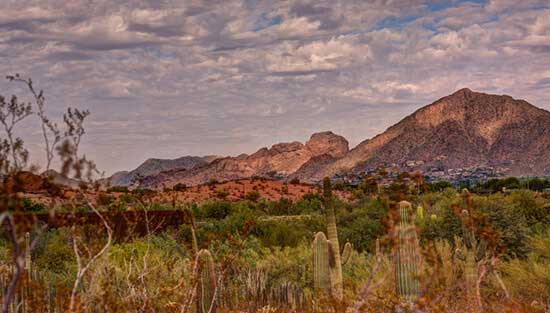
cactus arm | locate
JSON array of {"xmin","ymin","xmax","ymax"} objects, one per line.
[
  {"xmin": 313, "ymin": 232, "xmax": 331, "ymax": 291},
  {"xmin": 341, "ymin": 242, "xmax": 353, "ymax": 266}
]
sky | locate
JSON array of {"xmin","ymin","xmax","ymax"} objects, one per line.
[{"xmin": 0, "ymin": 0, "xmax": 549, "ymax": 175}]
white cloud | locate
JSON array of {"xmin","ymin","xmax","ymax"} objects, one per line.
[{"xmin": 266, "ymin": 36, "xmax": 368, "ymax": 73}]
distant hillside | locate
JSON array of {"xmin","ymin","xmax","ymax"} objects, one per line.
[{"xmin": 108, "ymin": 155, "xmax": 220, "ymax": 186}]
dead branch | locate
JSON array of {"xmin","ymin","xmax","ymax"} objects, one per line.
[{"xmin": 69, "ymin": 200, "xmax": 113, "ymax": 312}]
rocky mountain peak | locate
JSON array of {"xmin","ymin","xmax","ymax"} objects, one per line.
[
  {"xmin": 306, "ymin": 131, "xmax": 349, "ymax": 158},
  {"xmin": 452, "ymin": 87, "xmax": 474, "ymax": 97}
]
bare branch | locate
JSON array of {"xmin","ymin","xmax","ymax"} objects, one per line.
[
  {"xmin": 9, "ymin": 75, "xmax": 62, "ymax": 171},
  {"xmin": 351, "ymin": 252, "xmax": 383, "ymax": 313},
  {"xmin": 69, "ymin": 200, "xmax": 113, "ymax": 312}
]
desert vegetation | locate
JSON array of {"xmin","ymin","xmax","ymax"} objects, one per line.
[
  {"xmin": 2, "ymin": 176, "xmax": 550, "ymax": 312},
  {"xmin": 1, "ymin": 75, "xmax": 549, "ymax": 313}
]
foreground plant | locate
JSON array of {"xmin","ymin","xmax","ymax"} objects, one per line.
[
  {"xmin": 312, "ymin": 177, "xmax": 351, "ymax": 302},
  {"xmin": 454, "ymin": 189, "xmax": 510, "ymax": 313},
  {"xmin": 196, "ymin": 249, "xmax": 217, "ymax": 313},
  {"xmin": 394, "ymin": 201, "xmax": 421, "ymax": 306}
]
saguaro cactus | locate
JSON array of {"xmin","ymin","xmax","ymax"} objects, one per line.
[
  {"xmin": 197, "ymin": 249, "xmax": 217, "ymax": 313},
  {"xmin": 313, "ymin": 232, "xmax": 331, "ymax": 291},
  {"xmin": 323, "ymin": 177, "xmax": 343, "ymax": 301},
  {"xmin": 312, "ymin": 178, "xmax": 349, "ymax": 300},
  {"xmin": 394, "ymin": 201, "xmax": 421, "ymax": 304}
]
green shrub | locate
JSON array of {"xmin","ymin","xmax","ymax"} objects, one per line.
[
  {"xmin": 131, "ymin": 188, "xmax": 156, "ymax": 197},
  {"xmin": 33, "ymin": 229, "xmax": 76, "ymax": 284},
  {"xmin": 339, "ymin": 198, "xmax": 388, "ymax": 252},
  {"xmin": 501, "ymin": 234, "xmax": 550, "ymax": 304},
  {"xmin": 97, "ymin": 193, "xmax": 115, "ymax": 206},
  {"xmin": 289, "ymin": 177, "xmax": 300, "ymax": 185},
  {"xmin": 22, "ymin": 197, "xmax": 46, "ymax": 212},
  {"xmin": 429, "ymin": 180, "xmax": 454, "ymax": 192},
  {"xmin": 281, "ymin": 184, "xmax": 289, "ymax": 194},
  {"xmin": 215, "ymin": 189, "xmax": 229, "ymax": 200},
  {"xmin": 253, "ymin": 215, "xmax": 325, "ymax": 247},
  {"xmin": 202, "ymin": 201, "xmax": 232, "ymax": 219},
  {"xmin": 173, "ymin": 183, "xmax": 187, "ymax": 192},
  {"xmin": 78, "ymin": 181, "xmax": 89, "ymax": 191},
  {"xmin": 245, "ymin": 190, "xmax": 260, "ymax": 202},
  {"xmin": 107, "ymin": 186, "xmax": 129, "ymax": 193},
  {"xmin": 119, "ymin": 193, "xmax": 136, "ymax": 204}
]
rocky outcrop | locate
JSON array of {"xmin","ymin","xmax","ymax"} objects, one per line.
[{"xmin": 305, "ymin": 131, "xmax": 349, "ymax": 158}]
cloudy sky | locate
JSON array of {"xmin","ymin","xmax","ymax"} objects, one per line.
[{"xmin": 1, "ymin": 0, "xmax": 549, "ymax": 175}]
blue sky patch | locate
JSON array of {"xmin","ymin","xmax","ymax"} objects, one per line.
[
  {"xmin": 254, "ymin": 13, "xmax": 283, "ymax": 32},
  {"xmin": 427, "ymin": 0, "xmax": 487, "ymax": 12},
  {"xmin": 374, "ymin": 15, "xmax": 419, "ymax": 30}
]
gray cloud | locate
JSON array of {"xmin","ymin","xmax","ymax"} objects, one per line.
[{"xmin": 0, "ymin": 0, "xmax": 549, "ymax": 175}]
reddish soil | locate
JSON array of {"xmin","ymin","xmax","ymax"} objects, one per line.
[
  {"xmin": 21, "ymin": 178, "xmax": 351, "ymax": 207},
  {"xmin": 153, "ymin": 178, "xmax": 350, "ymax": 203}
]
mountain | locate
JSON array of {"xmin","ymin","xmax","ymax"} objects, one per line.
[
  {"xmin": 139, "ymin": 131, "xmax": 348, "ymax": 188},
  {"xmin": 129, "ymin": 88, "xmax": 550, "ymax": 188},
  {"xmin": 317, "ymin": 88, "xmax": 550, "ymax": 179},
  {"xmin": 108, "ymin": 155, "xmax": 220, "ymax": 186}
]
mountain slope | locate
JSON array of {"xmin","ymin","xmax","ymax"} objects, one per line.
[
  {"xmin": 139, "ymin": 131, "xmax": 349, "ymax": 188},
  {"xmin": 109, "ymin": 155, "xmax": 220, "ymax": 186},
  {"xmin": 318, "ymin": 88, "xmax": 550, "ymax": 178}
]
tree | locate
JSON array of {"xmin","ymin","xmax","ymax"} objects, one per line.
[
  {"xmin": 429, "ymin": 180, "xmax": 454, "ymax": 192},
  {"xmin": 0, "ymin": 74, "xmax": 108, "ymax": 313},
  {"xmin": 7, "ymin": 74, "xmax": 62, "ymax": 171}
]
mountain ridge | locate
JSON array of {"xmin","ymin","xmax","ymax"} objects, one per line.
[
  {"xmin": 108, "ymin": 155, "xmax": 220, "ymax": 186},
  {"xmin": 109, "ymin": 88, "xmax": 550, "ymax": 188}
]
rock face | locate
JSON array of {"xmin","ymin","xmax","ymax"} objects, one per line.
[
  {"xmin": 305, "ymin": 131, "xmax": 349, "ymax": 158},
  {"xmin": 121, "ymin": 88, "xmax": 550, "ymax": 188}
]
